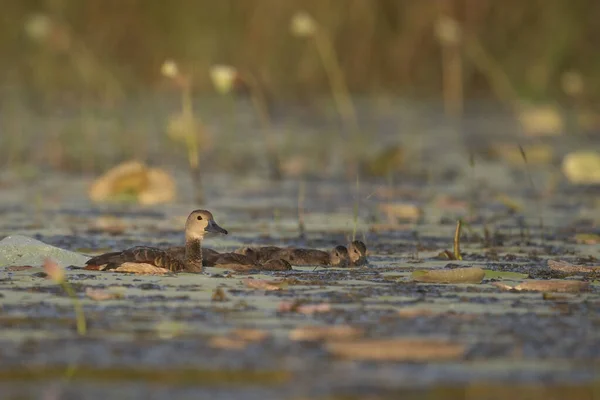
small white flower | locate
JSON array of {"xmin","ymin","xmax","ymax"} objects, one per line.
[
  {"xmin": 561, "ymin": 71, "xmax": 584, "ymax": 97},
  {"xmin": 290, "ymin": 11, "xmax": 317, "ymax": 37},
  {"xmin": 435, "ymin": 16, "xmax": 461, "ymax": 45},
  {"xmin": 209, "ymin": 65, "xmax": 237, "ymax": 94},
  {"xmin": 25, "ymin": 14, "xmax": 52, "ymax": 42},
  {"xmin": 161, "ymin": 60, "xmax": 179, "ymax": 78}
]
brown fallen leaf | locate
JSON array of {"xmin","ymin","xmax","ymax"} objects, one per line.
[
  {"xmin": 379, "ymin": 202, "xmax": 422, "ymax": 223},
  {"xmin": 412, "ymin": 267, "xmax": 485, "ymax": 284},
  {"xmin": 397, "ymin": 308, "xmax": 437, "ymax": 318},
  {"xmin": 5, "ymin": 265, "xmax": 33, "ymax": 271},
  {"xmin": 492, "ymin": 280, "xmax": 589, "ymax": 293},
  {"xmin": 209, "ymin": 336, "xmax": 248, "ymax": 350},
  {"xmin": 113, "ymin": 263, "xmax": 171, "ymax": 275},
  {"xmin": 289, "ymin": 325, "xmax": 364, "ymax": 342},
  {"xmin": 209, "ymin": 328, "xmax": 270, "ymax": 350},
  {"xmin": 243, "ymin": 278, "xmax": 284, "ymax": 291},
  {"xmin": 231, "ymin": 328, "xmax": 270, "ymax": 342},
  {"xmin": 548, "ymin": 260, "xmax": 599, "ymax": 274},
  {"xmin": 278, "ymin": 301, "xmax": 332, "ymax": 314},
  {"xmin": 85, "ymin": 287, "xmax": 123, "ymax": 301},
  {"xmin": 326, "ymin": 338, "xmax": 465, "ymax": 361}
]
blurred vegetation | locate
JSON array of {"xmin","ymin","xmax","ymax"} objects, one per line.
[
  {"xmin": 1, "ymin": 0, "xmax": 599, "ymax": 103},
  {"xmin": 1, "ymin": 0, "xmax": 599, "ymax": 177}
]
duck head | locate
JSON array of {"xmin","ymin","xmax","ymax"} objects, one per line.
[
  {"xmin": 329, "ymin": 245, "xmax": 350, "ymax": 267},
  {"xmin": 349, "ymin": 240, "xmax": 367, "ymax": 266},
  {"xmin": 185, "ymin": 209, "xmax": 228, "ymax": 240}
]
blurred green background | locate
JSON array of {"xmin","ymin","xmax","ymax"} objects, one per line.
[{"xmin": 1, "ymin": 0, "xmax": 598, "ymax": 178}]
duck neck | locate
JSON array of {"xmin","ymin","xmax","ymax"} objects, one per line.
[{"xmin": 184, "ymin": 236, "xmax": 203, "ymax": 271}]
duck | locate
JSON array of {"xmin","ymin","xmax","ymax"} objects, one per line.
[
  {"xmin": 165, "ymin": 245, "xmax": 221, "ymax": 266},
  {"xmin": 348, "ymin": 240, "xmax": 368, "ymax": 266},
  {"xmin": 238, "ymin": 245, "xmax": 350, "ymax": 267},
  {"xmin": 234, "ymin": 246, "xmax": 281, "ymax": 264},
  {"xmin": 85, "ymin": 209, "xmax": 227, "ymax": 273}
]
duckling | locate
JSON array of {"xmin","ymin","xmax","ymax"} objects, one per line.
[
  {"xmin": 271, "ymin": 245, "xmax": 350, "ymax": 267},
  {"xmin": 85, "ymin": 209, "xmax": 227, "ymax": 273},
  {"xmin": 208, "ymin": 251, "xmax": 293, "ymax": 272},
  {"xmin": 348, "ymin": 240, "xmax": 368, "ymax": 266},
  {"xmin": 234, "ymin": 246, "xmax": 281, "ymax": 263}
]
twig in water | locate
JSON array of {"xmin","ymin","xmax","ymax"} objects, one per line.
[
  {"xmin": 453, "ymin": 220, "xmax": 463, "ymax": 261},
  {"xmin": 298, "ymin": 180, "xmax": 306, "ymax": 239},
  {"xmin": 352, "ymin": 174, "xmax": 360, "ymax": 241}
]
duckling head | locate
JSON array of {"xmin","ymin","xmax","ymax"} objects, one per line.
[
  {"xmin": 185, "ymin": 209, "xmax": 228, "ymax": 240},
  {"xmin": 329, "ymin": 245, "xmax": 350, "ymax": 267},
  {"xmin": 349, "ymin": 240, "xmax": 367, "ymax": 265},
  {"xmin": 235, "ymin": 247, "xmax": 259, "ymax": 262}
]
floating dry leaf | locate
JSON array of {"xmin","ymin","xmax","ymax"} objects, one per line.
[
  {"xmin": 326, "ymin": 338, "xmax": 465, "ymax": 361},
  {"xmin": 244, "ymin": 278, "xmax": 285, "ymax": 291},
  {"xmin": 113, "ymin": 263, "xmax": 171, "ymax": 275},
  {"xmin": 289, "ymin": 325, "xmax": 363, "ymax": 342},
  {"xmin": 492, "ymin": 280, "xmax": 589, "ymax": 293},
  {"xmin": 548, "ymin": 260, "xmax": 599, "ymax": 274},
  {"xmin": 397, "ymin": 308, "xmax": 437, "ymax": 318},
  {"xmin": 5, "ymin": 265, "xmax": 33, "ymax": 271},
  {"xmin": 278, "ymin": 301, "xmax": 332, "ymax": 314},
  {"xmin": 517, "ymin": 105, "xmax": 564, "ymax": 137},
  {"xmin": 85, "ymin": 287, "xmax": 123, "ymax": 301},
  {"xmin": 491, "ymin": 143, "xmax": 555, "ymax": 165},
  {"xmin": 412, "ymin": 267, "xmax": 485, "ymax": 284},
  {"xmin": 88, "ymin": 161, "xmax": 176, "ymax": 205},
  {"xmin": 209, "ymin": 328, "xmax": 270, "ymax": 350},
  {"xmin": 231, "ymin": 328, "xmax": 270, "ymax": 342},
  {"xmin": 379, "ymin": 202, "xmax": 422, "ymax": 222},
  {"xmin": 575, "ymin": 233, "xmax": 600, "ymax": 245},
  {"xmin": 209, "ymin": 336, "xmax": 248, "ymax": 350},
  {"xmin": 562, "ymin": 151, "xmax": 600, "ymax": 184}
]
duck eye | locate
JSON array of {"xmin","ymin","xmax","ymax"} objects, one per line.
[{"xmin": 197, "ymin": 216, "xmax": 203, "ymax": 220}]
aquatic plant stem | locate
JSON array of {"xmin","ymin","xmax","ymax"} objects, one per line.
[
  {"xmin": 352, "ymin": 174, "xmax": 360, "ymax": 241},
  {"xmin": 453, "ymin": 219, "xmax": 463, "ymax": 261},
  {"xmin": 246, "ymin": 73, "xmax": 282, "ymax": 180},
  {"xmin": 313, "ymin": 29, "xmax": 358, "ymax": 137},
  {"xmin": 298, "ymin": 180, "xmax": 306, "ymax": 239},
  {"xmin": 518, "ymin": 144, "xmax": 544, "ymax": 243},
  {"xmin": 60, "ymin": 281, "xmax": 87, "ymax": 336},
  {"xmin": 181, "ymin": 81, "xmax": 203, "ymax": 203}
]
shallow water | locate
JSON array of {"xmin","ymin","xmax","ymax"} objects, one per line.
[{"xmin": 1, "ymin": 102, "xmax": 599, "ymax": 399}]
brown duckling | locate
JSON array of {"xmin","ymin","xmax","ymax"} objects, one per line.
[
  {"xmin": 85, "ymin": 209, "xmax": 227, "ymax": 273},
  {"xmin": 348, "ymin": 240, "xmax": 368, "ymax": 266},
  {"xmin": 234, "ymin": 246, "xmax": 281, "ymax": 264},
  {"xmin": 208, "ymin": 251, "xmax": 292, "ymax": 272},
  {"xmin": 271, "ymin": 245, "xmax": 350, "ymax": 267}
]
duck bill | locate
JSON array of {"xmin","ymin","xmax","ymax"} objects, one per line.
[{"xmin": 206, "ymin": 220, "xmax": 228, "ymax": 235}]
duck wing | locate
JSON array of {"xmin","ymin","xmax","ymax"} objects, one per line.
[
  {"xmin": 86, "ymin": 246, "xmax": 186, "ymax": 272},
  {"xmin": 163, "ymin": 246, "xmax": 220, "ymax": 266}
]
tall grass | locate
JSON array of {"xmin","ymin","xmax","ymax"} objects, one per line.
[{"xmin": 3, "ymin": 1, "xmax": 597, "ymax": 103}]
